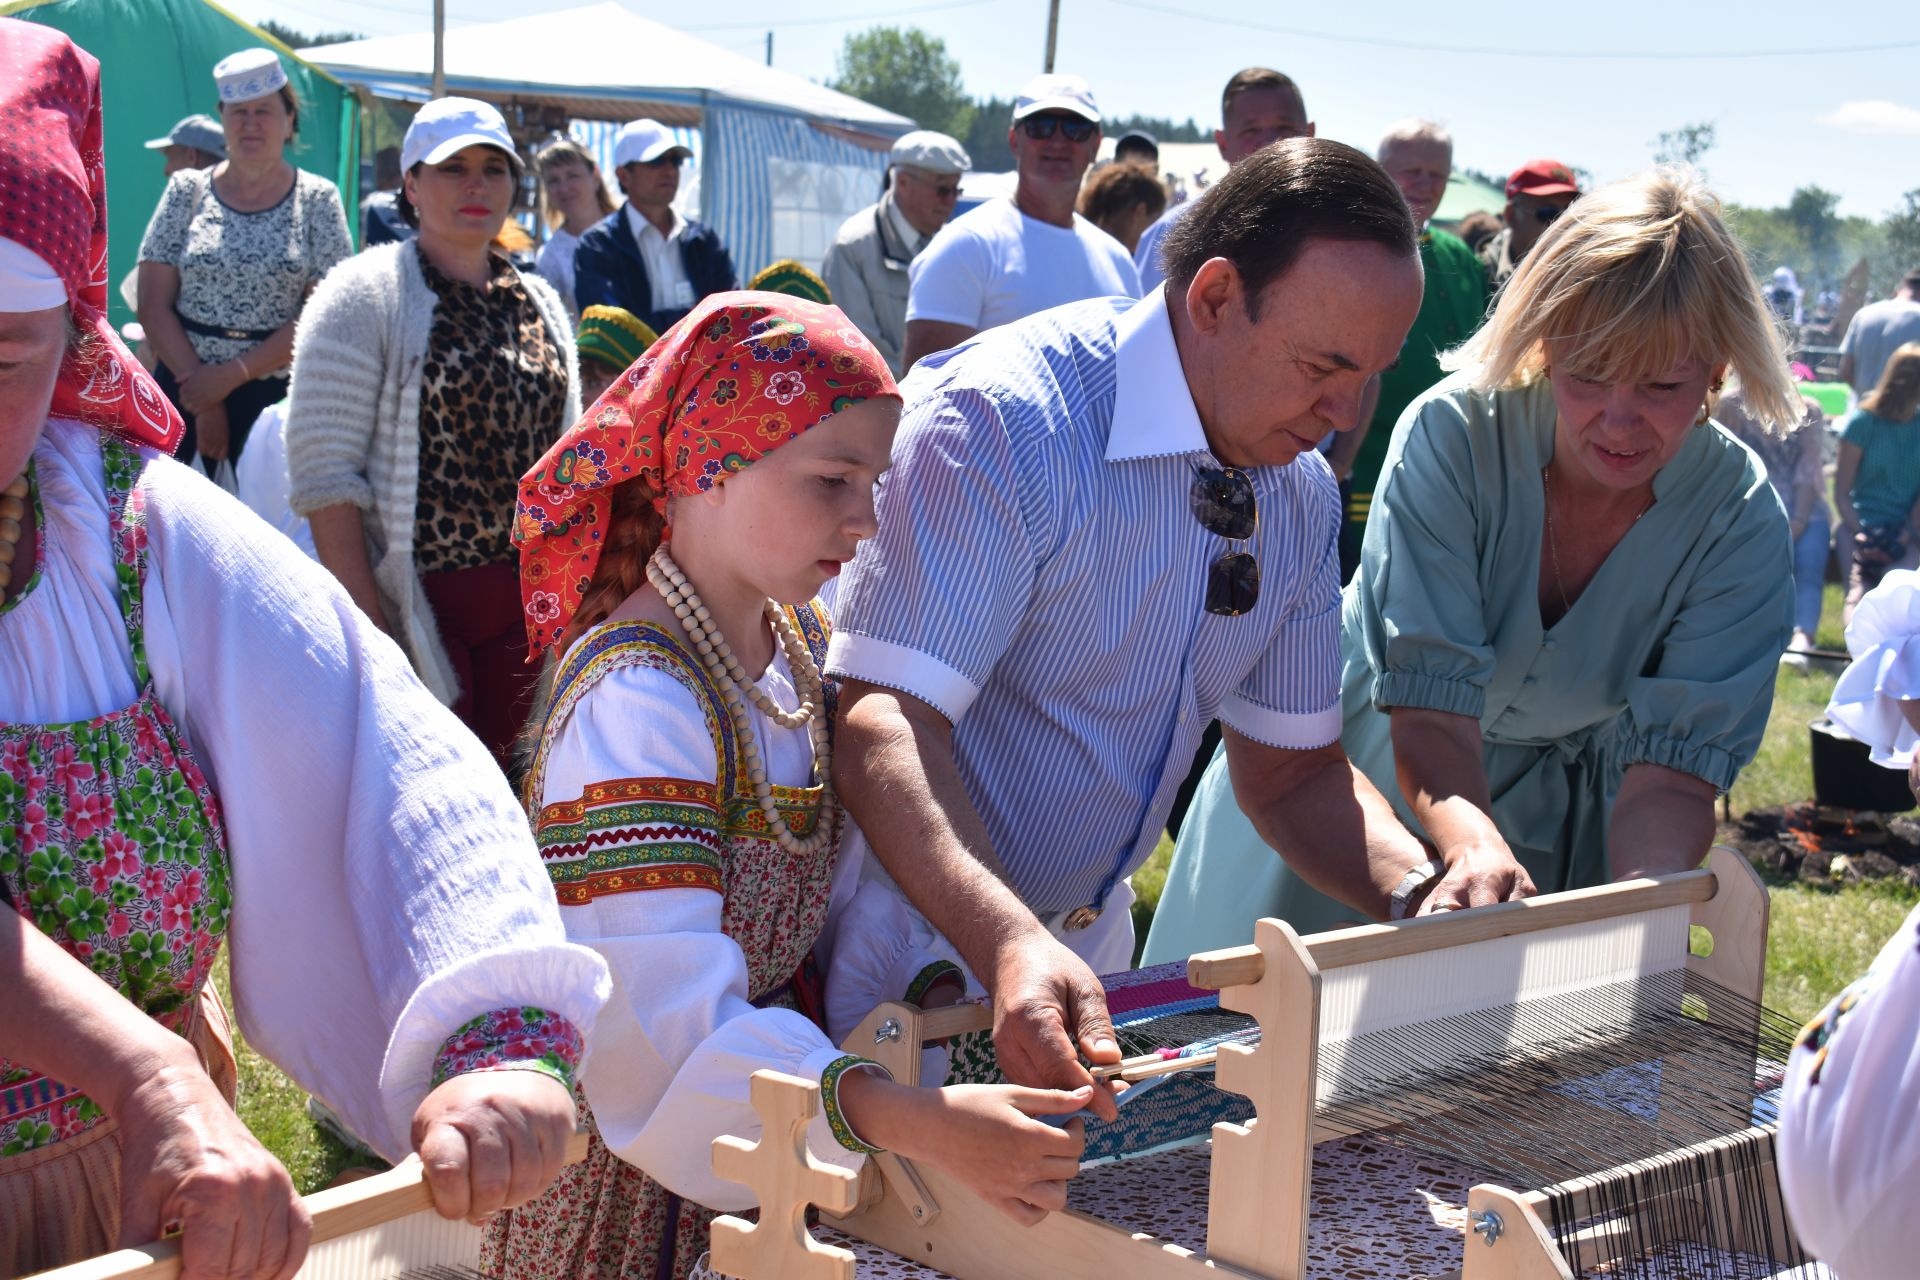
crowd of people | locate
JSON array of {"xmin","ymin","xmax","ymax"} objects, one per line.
[{"xmin": 5, "ymin": 19, "xmax": 1920, "ymax": 1280}]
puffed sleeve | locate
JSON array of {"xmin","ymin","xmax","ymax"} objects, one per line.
[
  {"xmin": 302, "ymin": 174, "xmax": 354, "ymax": 283},
  {"xmin": 1827, "ymin": 568, "xmax": 1920, "ymax": 767},
  {"xmin": 1779, "ymin": 903, "xmax": 1920, "ymax": 1280},
  {"xmin": 826, "ymin": 385, "xmax": 1044, "ymax": 723},
  {"xmin": 136, "ymin": 170, "xmax": 197, "ymax": 267},
  {"xmin": 536, "ymin": 662, "xmax": 885, "ymax": 1208},
  {"xmin": 285, "ymin": 255, "xmax": 386, "ymax": 516},
  {"xmin": 135, "ymin": 457, "xmax": 610, "ymax": 1160},
  {"xmin": 1353, "ymin": 390, "xmax": 1498, "ymax": 719},
  {"xmin": 1617, "ymin": 474, "xmax": 1792, "ymax": 789}
]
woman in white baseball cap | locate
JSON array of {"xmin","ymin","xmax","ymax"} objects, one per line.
[
  {"xmin": 287, "ymin": 98, "xmax": 584, "ymax": 768},
  {"xmin": 136, "ymin": 47, "xmax": 352, "ymax": 471}
]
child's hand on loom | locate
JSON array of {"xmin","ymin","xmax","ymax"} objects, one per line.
[
  {"xmin": 410, "ymin": 1070, "xmax": 576, "ymax": 1223},
  {"xmin": 838, "ymin": 1072, "xmax": 1090, "ymax": 1225}
]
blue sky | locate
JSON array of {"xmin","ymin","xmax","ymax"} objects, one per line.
[{"xmin": 240, "ymin": 0, "xmax": 1920, "ymax": 219}]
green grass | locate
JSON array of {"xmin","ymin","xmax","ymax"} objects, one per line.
[{"xmin": 1764, "ymin": 878, "xmax": 1919, "ymax": 1021}]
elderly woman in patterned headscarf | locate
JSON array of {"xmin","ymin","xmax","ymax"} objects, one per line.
[{"xmin": 0, "ymin": 23, "xmax": 606, "ymax": 1276}]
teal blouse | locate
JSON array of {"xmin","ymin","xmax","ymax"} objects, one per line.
[
  {"xmin": 1840, "ymin": 408, "xmax": 1920, "ymax": 529},
  {"xmin": 1142, "ymin": 375, "xmax": 1793, "ymax": 960}
]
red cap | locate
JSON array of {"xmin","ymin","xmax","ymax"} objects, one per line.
[{"xmin": 1506, "ymin": 158, "xmax": 1579, "ymax": 198}]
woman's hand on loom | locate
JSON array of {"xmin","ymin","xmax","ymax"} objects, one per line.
[
  {"xmin": 987, "ymin": 931, "xmax": 1123, "ymax": 1121},
  {"xmin": 114, "ymin": 1051, "xmax": 311, "ymax": 1280},
  {"xmin": 410, "ymin": 1069, "xmax": 576, "ymax": 1223},
  {"xmin": 842, "ymin": 1072, "xmax": 1090, "ymax": 1225},
  {"xmin": 1415, "ymin": 839, "xmax": 1537, "ymax": 914}
]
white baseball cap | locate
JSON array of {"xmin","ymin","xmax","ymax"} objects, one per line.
[
  {"xmin": 1012, "ymin": 74, "xmax": 1099, "ymax": 124},
  {"xmin": 889, "ymin": 130, "xmax": 971, "ymax": 175},
  {"xmin": 401, "ymin": 97, "xmax": 521, "ymax": 174},
  {"xmin": 614, "ymin": 119, "xmax": 691, "ymax": 168}
]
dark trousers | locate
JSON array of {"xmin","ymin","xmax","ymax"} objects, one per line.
[
  {"xmin": 420, "ymin": 561, "xmax": 543, "ymax": 775},
  {"xmin": 153, "ymin": 363, "xmax": 285, "ymax": 468}
]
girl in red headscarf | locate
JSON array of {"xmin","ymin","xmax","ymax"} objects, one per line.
[
  {"xmin": 490, "ymin": 292, "xmax": 1091, "ymax": 1278},
  {"xmin": 0, "ymin": 22, "xmax": 609, "ymax": 1277}
]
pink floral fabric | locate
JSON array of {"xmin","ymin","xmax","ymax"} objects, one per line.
[
  {"xmin": 0, "ymin": 438, "xmax": 228, "ymax": 1157},
  {"xmin": 430, "ymin": 1005, "xmax": 584, "ymax": 1091}
]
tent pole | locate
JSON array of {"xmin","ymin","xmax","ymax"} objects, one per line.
[
  {"xmin": 1043, "ymin": 0, "xmax": 1059, "ymax": 72},
  {"xmin": 431, "ymin": 0, "xmax": 445, "ymax": 99}
]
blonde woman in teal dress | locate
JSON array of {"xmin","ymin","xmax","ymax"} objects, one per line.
[{"xmin": 1145, "ymin": 170, "xmax": 1802, "ymax": 961}]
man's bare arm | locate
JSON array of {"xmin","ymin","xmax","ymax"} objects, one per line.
[
  {"xmin": 902, "ymin": 319, "xmax": 976, "ymax": 371},
  {"xmin": 835, "ymin": 680, "xmax": 1121, "ymax": 1118}
]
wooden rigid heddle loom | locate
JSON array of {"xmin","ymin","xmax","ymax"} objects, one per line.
[
  {"xmin": 40, "ymin": 848, "xmax": 1824, "ymax": 1280},
  {"xmin": 706, "ymin": 848, "xmax": 1830, "ymax": 1280}
]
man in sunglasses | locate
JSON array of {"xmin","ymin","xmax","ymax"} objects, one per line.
[
  {"xmin": 828, "ymin": 138, "xmax": 1535, "ymax": 1123},
  {"xmin": 1479, "ymin": 158, "xmax": 1580, "ymax": 295},
  {"xmin": 900, "ymin": 74, "xmax": 1140, "ymax": 370},
  {"xmin": 822, "ymin": 130, "xmax": 972, "ymax": 376},
  {"xmin": 1134, "ymin": 67, "xmax": 1314, "ymax": 292}
]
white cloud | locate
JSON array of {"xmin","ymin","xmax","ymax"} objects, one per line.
[{"xmin": 1819, "ymin": 100, "xmax": 1920, "ymax": 136}]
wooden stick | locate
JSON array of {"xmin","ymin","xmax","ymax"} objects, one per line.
[
  {"xmin": 1189, "ymin": 867, "xmax": 1718, "ymax": 990},
  {"xmin": 35, "ymin": 1130, "xmax": 593, "ymax": 1280}
]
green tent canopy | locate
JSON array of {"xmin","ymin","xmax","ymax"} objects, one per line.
[
  {"xmin": 3, "ymin": 0, "xmax": 359, "ymax": 332},
  {"xmin": 1433, "ymin": 170, "xmax": 1506, "ymax": 229}
]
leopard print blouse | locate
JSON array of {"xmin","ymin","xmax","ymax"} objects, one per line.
[{"xmin": 414, "ymin": 250, "xmax": 570, "ymax": 573}]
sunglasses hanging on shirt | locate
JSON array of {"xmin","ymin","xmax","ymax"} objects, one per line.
[
  {"xmin": 1019, "ymin": 114, "xmax": 1097, "ymax": 143},
  {"xmin": 1190, "ymin": 465, "xmax": 1260, "ymax": 617}
]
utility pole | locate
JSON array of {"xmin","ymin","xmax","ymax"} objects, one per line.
[
  {"xmin": 431, "ymin": 0, "xmax": 445, "ymax": 98},
  {"xmin": 765, "ymin": 31, "xmax": 774, "ymax": 66},
  {"xmin": 1043, "ymin": 0, "xmax": 1059, "ymax": 72}
]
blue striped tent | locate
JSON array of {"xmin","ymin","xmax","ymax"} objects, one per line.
[{"xmin": 308, "ymin": 3, "xmax": 912, "ymax": 277}]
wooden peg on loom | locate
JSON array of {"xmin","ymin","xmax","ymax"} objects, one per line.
[{"xmin": 710, "ymin": 1070, "xmax": 861, "ymax": 1280}]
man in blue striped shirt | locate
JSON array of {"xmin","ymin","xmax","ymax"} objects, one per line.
[{"xmin": 828, "ymin": 138, "xmax": 1535, "ymax": 1123}]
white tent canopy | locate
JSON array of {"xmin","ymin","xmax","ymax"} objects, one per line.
[{"xmin": 306, "ymin": 2, "xmax": 911, "ymax": 135}]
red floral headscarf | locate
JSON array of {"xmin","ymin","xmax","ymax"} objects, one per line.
[
  {"xmin": 0, "ymin": 20, "xmax": 183, "ymax": 452},
  {"xmin": 515, "ymin": 290, "xmax": 898, "ymax": 656}
]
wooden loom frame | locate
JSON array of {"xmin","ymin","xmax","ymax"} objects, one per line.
[
  {"xmin": 33, "ymin": 1132, "xmax": 592, "ymax": 1280},
  {"xmin": 707, "ymin": 847, "xmax": 1796, "ymax": 1280}
]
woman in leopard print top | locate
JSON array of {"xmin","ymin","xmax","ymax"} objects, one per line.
[{"xmin": 287, "ymin": 99, "xmax": 580, "ymax": 768}]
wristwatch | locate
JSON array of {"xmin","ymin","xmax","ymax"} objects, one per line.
[{"xmin": 1388, "ymin": 858, "xmax": 1448, "ymax": 921}]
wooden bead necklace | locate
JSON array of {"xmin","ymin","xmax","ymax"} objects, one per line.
[
  {"xmin": 645, "ymin": 544, "xmax": 837, "ymax": 857},
  {"xmin": 0, "ymin": 474, "xmax": 30, "ymax": 593}
]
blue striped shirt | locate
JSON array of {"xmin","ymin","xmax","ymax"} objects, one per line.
[{"xmin": 825, "ymin": 290, "xmax": 1342, "ymax": 917}]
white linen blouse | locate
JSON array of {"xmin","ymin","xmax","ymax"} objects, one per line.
[
  {"xmin": 539, "ymin": 630, "xmax": 883, "ymax": 1209},
  {"xmin": 0, "ymin": 419, "xmax": 610, "ymax": 1159}
]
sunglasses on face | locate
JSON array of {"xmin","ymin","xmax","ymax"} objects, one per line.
[
  {"xmin": 1534, "ymin": 205, "xmax": 1563, "ymax": 225},
  {"xmin": 1190, "ymin": 465, "xmax": 1260, "ymax": 617},
  {"xmin": 1019, "ymin": 114, "xmax": 1097, "ymax": 143},
  {"xmin": 904, "ymin": 172, "xmax": 962, "ymax": 200}
]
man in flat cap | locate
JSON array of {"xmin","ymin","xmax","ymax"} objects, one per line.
[
  {"xmin": 822, "ymin": 130, "xmax": 971, "ymax": 376},
  {"xmin": 144, "ymin": 114, "xmax": 226, "ymax": 176}
]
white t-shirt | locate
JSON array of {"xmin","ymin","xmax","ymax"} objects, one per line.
[{"xmin": 906, "ymin": 196, "xmax": 1140, "ymax": 334}]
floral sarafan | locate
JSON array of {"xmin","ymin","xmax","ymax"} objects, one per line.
[
  {"xmin": 513, "ymin": 291, "xmax": 898, "ymax": 656},
  {"xmin": 0, "ymin": 441, "xmax": 231, "ymax": 1157}
]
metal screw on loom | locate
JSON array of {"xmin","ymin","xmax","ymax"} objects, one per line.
[
  {"xmin": 875, "ymin": 1018, "xmax": 902, "ymax": 1044},
  {"xmin": 1470, "ymin": 1210, "xmax": 1504, "ymax": 1246}
]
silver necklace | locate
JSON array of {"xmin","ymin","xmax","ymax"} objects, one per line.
[{"xmin": 1542, "ymin": 465, "xmax": 1654, "ymax": 621}]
